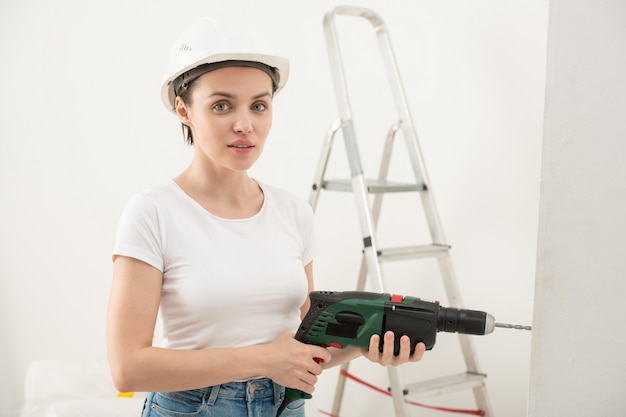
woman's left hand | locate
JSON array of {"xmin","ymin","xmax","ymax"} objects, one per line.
[{"xmin": 362, "ymin": 331, "xmax": 426, "ymax": 367}]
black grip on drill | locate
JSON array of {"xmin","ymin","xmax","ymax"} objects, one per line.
[{"xmin": 383, "ymin": 300, "xmax": 439, "ymax": 352}]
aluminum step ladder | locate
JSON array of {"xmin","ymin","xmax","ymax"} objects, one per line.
[{"xmin": 308, "ymin": 6, "xmax": 494, "ymax": 417}]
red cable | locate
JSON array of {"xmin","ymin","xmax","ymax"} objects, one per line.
[{"xmin": 316, "ymin": 370, "xmax": 485, "ymax": 416}]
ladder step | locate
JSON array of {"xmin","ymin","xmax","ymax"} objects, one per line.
[
  {"xmin": 402, "ymin": 373, "xmax": 487, "ymax": 400},
  {"xmin": 322, "ymin": 179, "xmax": 426, "ymax": 193},
  {"xmin": 377, "ymin": 244, "xmax": 450, "ymax": 262}
]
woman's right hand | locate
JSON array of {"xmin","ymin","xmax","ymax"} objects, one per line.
[{"xmin": 263, "ymin": 332, "xmax": 331, "ymax": 394}]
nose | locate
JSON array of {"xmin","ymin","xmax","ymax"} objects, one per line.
[{"xmin": 233, "ymin": 110, "xmax": 253, "ymax": 134}]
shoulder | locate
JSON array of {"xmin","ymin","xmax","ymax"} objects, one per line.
[
  {"xmin": 259, "ymin": 181, "xmax": 312, "ymax": 214},
  {"xmin": 125, "ymin": 181, "xmax": 179, "ymax": 206},
  {"xmin": 120, "ymin": 181, "xmax": 183, "ymax": 219}
]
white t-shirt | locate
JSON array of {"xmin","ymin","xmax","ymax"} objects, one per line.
[{"xmin": 113, "ymin": 180, "xmax": 317, "ymax": 350}]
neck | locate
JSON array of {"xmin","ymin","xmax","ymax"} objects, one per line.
[{"xmin": 174, "ymin": 162, "xmax": 263, "ymax": 219}]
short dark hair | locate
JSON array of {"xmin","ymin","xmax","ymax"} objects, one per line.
[{"xmin": 176, "ymin": 83, "xmax": 196, "ymax": 146}]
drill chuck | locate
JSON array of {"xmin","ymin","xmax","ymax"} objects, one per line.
[{"xmin": 438, "ymin": 307, "xmax": 496, "ymax": 335}]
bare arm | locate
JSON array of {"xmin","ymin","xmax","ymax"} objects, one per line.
[{"xmin": 106, "ymin": 256, "xmax": 330, "ymax": 393}]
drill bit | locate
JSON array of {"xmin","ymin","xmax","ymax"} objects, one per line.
[{"xmin": 495, "ymin": 322, "xmax": 532, "ymax": 331}]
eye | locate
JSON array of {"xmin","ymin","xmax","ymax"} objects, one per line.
[
  {"xmin": 252, "ymin": 102, "xmax": 267, "ymax": 112},
  {"xmin": 213, "ymin": 102, "xmax": 231, "ymax": 112}
]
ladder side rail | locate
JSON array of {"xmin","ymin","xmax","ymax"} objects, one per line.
[
  {"xmin": 331, "ymin": 124, "xmax": 400, "ymax": 417},
  {"xmin": 322, "ymin": 9, "xmax": 356, "ymax": 125},
  {"xmin": 387, "ymin": 367, "xmax": 409, "ymax": 417},
  {"xmin": 348, "ymin": 141, "xmax": 386, "ymax": 291},
  {"xmin": 309, "ymin": 119, "xmax": 343, "ymax": 210},
  {"xmin": 437, "ymin": 255, "xmax": 481, "ymax": 374},
  {"xmin": 329, "ymin": 5, "xmax": 386, "ymax": 27},
  {"xmin": 373, "ymin": 19, "xmax": 450, "ymax": 246},
  {"xmin": 437, "ymin": 254, "xmax": 494, "ymax": 415},
  {"xmin": 372, "ymin": 122, "xmax": 401, "ymax": 218},
  {"xmin": 324, "ymin": 8, "xmax": 386, "ymax": 292}
]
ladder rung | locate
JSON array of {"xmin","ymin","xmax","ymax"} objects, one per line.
[
  {"xmin": 402, "ymin": 373, "xmax": 487, "ymax": 400},
  {"xmin": 377, "ymin": 244, "xmax": 450, "ymax": 262},
  {"xmin": 322, "ymin": 179, "xmax": 426, "ymax": 193}
]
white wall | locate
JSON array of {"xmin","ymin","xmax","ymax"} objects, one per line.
[
  {"xmin": 0, "ymin": 1, "xmax": 546, "ymax": 416},
  {"xmin": 529, "ymin": 0, "xmax": 626, "ymax": 415}
]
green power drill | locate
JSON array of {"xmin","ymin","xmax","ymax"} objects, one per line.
[{"xmin": 276, "ymin": 290, "xmax": 530, "ymax": 416}]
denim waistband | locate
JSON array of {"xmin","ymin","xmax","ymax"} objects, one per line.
[
  {"xmin": 184, "ymin": 378, "xmax": 284, "ymax": 405},
  {"xmin": 143, "ymin": 379, "xmax": 305, "ymax": 417}
]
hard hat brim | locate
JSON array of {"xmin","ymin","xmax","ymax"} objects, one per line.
[{"xmin": 160, "ymin": 52, "xmax": 290, "ymax": 114}]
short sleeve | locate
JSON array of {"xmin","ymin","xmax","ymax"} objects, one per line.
[{"xmin": 112, "ymin": 193, "xmax": 164, "ymax": 272}]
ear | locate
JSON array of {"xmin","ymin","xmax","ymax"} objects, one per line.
[{"xmin": 175, "ymin": 96, "xmax": 191, "ymax": 126}]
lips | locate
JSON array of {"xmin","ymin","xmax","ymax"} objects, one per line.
[
  {"xmin": 228, "ymin": 140, "xmax": 254, "ymax": 149},
  {"xmin": 227, "ymin": 140, "xmax": 255, "ymax": 154}
]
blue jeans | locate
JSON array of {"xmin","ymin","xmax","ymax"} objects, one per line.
[{"xmin": 140, "ymin": 378, "xmax": 305, "ymax": 417}]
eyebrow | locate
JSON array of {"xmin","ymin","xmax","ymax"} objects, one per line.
[{"xmin": 209, "ymin": 91, "xmax": 272, "ymax": 100}]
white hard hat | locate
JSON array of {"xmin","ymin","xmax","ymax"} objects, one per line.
[{"xmin": 160, "ymin": 17, "xmax": 290, "ymax": 114}]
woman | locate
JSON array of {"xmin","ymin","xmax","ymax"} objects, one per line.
[{"xmin": 106, "ymin": 16, "xmax": 425, "ymax": 417}]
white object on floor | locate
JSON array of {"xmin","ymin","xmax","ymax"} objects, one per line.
[{"xmin": 21, "ymin": 356, "xmax": 144, "ymax": 417}]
